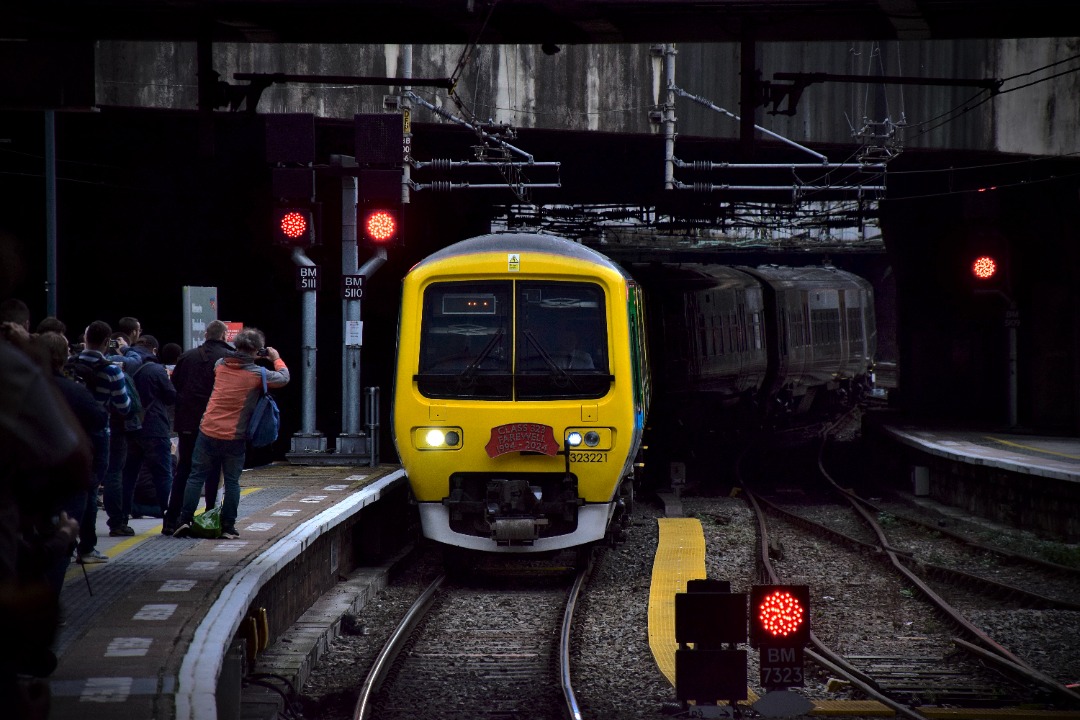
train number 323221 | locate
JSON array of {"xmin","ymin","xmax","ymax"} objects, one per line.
[{"xmin": 570, "ymin": 452, "xmax": 608, "ymax": 463}]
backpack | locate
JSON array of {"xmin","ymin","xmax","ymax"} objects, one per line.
[
  {"xmin": 247, "ymin": 367, "xmax": 280, "ymax": 448},
  {"xmin": 64, "ymin": 355, "xmax": 145, "ymax": 430},
  {"xmin": 123, "ymin": 363, "xmax": 149, "ymax": 431},
  {"xmin": 64, "ymin": 355, "xmax": 111, "ymax": 391}
]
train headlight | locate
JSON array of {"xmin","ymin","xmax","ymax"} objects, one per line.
[
  {"xmin": 563, "ymin": 427, "xmax": 614, "ymax": 450},
  {"xmin": 415, "ymin": 427, "xmax": 463, "ymax": 450}
]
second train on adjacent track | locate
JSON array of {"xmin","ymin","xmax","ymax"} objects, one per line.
[{"xmin": 392, "ymin": 232, "xmax": 875, "ymax": 556}]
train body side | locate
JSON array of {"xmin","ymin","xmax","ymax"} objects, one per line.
[
  {"xmin": 392, "ymin": 233, "xmax": 648, "ymax": 553},
  {"xmin": 633, "ymin": 262, "xmax": 876, "ymax": 482},
  {"xmin": 739, "ymin": 265, "xmax": 876, "ymax": 414}
]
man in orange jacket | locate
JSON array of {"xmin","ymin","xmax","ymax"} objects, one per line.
[{"xmin": 173, "ymin": 327, "xmax": 289, "ymax": 539}]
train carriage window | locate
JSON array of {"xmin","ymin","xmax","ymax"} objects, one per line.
[
  {"xmin": 516, "ymin": 281, "xmax": 610, "ymax": 400},
  {"xmin": 417, "ymin": 282, "xmax": 512, "ymax": 399}
]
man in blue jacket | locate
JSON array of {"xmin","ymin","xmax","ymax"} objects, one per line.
[{"xmin": 121, "ymin": 335, "xmax": 176, "ymax": 523}]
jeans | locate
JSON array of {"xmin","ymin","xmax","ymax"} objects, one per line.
[
  {"xmin": 102, "ymin": 429, "xmax": 132, "ymax": 528},
  {"xmin": 179, "ymin": 433, "xmax": 246, "ymax": 530},
  {"xmin": 123, "ymin": 436, "xmax": 173, "ymax": 519},
  {"xmin": 165, "ymin": 430, "xmax": 222, "ymax": 528},
  {"xmin": 67, "ymin": 428, "xmax": 109, "ymax": 555}
]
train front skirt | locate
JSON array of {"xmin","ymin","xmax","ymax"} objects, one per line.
[{"xmin": 417, "ymin": 502, "xmax": 614, "ymax": 552}]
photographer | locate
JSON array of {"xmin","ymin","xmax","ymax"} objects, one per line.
[{"xmin": 173, "ymin": 328, "xmax": 288, "ymax": 540}]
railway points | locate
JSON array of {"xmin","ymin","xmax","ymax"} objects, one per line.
[
  {"xmin": 43, "ymin": 462, "xmax": 411, "ymax": 720},
  {"xmin": 648, "ymin": 511, "xmax": 1080, "ymax": 719}
]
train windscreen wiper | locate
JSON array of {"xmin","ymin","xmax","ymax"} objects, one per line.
[
  {"xmin": 521, "ymin": 330, "xmax": 577, "ymax": 389},
  {"xmin": 457, "ymin": 328, "xmax": 504, "ymax": 383}
]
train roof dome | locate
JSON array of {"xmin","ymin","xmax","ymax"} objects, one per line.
[{"xmin": 414, "ymin": 232, "xmax": 630, "ymax": 277}]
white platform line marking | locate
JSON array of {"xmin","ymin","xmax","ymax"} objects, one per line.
[
  {"xmin": 134, "ymin": 604, "xmax": 177, "ymax": 621},
  {"xmin": 105, "ymin": 637, "xmax": 152, "ymax": 657},
  {"xmin": 212, "ymin": 541, "xmax": 249, "ymax": 553},
  {"xmin": 160, "ymin": 579, "xmax": 198, "ymax": 592}
]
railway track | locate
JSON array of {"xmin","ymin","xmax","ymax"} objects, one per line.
[
  {"xmin": 737, "ymin": 417, "xmax": 1080, "ymax": 715},
  {"xmin": 353, "ymin": 555, "xmax": 591, "ymax": 720}
]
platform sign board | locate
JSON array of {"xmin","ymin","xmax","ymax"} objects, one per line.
[{"xmin": 182, "ymin": 285, "xmax": 218, "ymax": 350}]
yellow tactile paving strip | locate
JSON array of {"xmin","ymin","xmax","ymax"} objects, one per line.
[
  {"xmin": 648, "ymin": 518, "xmax": 707, "ymax": 686},
  {"xmin": 648, "ymin": 517, "xmax": 1080, "ymax": 718}
]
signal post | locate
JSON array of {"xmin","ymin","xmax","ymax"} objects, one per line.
[
  {"xmin": 267, "ymin": 113, "xmax": 328, "ymax": 457},
  {"xmin": 335, "ymin": 113, "xmax": 405, "ymax": 464}
]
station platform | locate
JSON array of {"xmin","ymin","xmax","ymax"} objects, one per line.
[
  {"xmin": 44, "ymin": 462, "xmax": 411, "ymax": 720},
  {"xmin": 882, "ymin": 425, "xmax": 1080, "ymax": 483},
  {"xmin": 871, "ymin": 422, "xmax": 1080, "ymax": 542}
]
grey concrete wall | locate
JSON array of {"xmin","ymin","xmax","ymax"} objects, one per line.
[{"xmin": 95, "ymin": 39, "xmax": 1079, "ymax": 157}]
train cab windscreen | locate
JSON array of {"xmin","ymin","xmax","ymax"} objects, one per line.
[{"xmin": 416, "ymin": 281, "xmax": 610, "ymax": 400}]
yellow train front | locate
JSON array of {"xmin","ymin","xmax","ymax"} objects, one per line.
[{"xmin": 392, "ymin": 233, "xmax": 650, "ymax": 554}]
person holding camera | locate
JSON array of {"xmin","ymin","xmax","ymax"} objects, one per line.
[
  {"xmin": 173, "ymin": 327, "xmax": 288, "ymax": 540},
  {"xmin": 162, "ymin": 320, "xmax": 233, "ymax": 535},
  {"xmin": 101, "ymin": 325, "xmax": 145, "ymax": 537}
]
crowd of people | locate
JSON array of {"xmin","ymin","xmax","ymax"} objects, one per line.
[{"xmin": 0, "ymin": 296, "xmax": 289, "ymax": 716}]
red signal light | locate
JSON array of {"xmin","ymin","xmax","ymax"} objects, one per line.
[
  {"xmin": 279, "ymin": 211, "xmax": 309, "ymax": 239},
  {"xmin": 756, "ymin": 589, "xmax": 805, "ymax": 638},
  {"xmin": 364, "ymin": 209, "xmax": 398, "ymax": 243},
  {"xmin": 749, "ymin": 584, "xmax": 809, "ymax": 648},
  {"xmin": 272, "ymin": 206, "xmax": 316, "ymax": 246},
  {"xmin": 972, "ymin": 255, "xmax": 997, "ymax": 280}
]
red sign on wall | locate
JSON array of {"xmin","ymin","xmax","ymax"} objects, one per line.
[
  {"xmin": 221, "ymin": 321, "xmax": 244, "ymax": 343},
  {"xmin": 485, "ymin": 423, "xmax": 560, "ymax": 458}
]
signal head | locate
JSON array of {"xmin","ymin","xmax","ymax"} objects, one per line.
[
  {"xmin": 272, "ymin": 206, "xmax": 316, "ymax": 246},
  {"xmin": 362, "ymin": 207, "xmax": 399, "ymax": 244},
  {"xmin": 749, "ymin": 585, "xmax": 810, "ymax": 647},
  {"xmin": 971, "ymin": 255, "xmax": 998, "ymax": 281}
]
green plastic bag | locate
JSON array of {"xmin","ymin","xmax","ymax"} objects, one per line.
[{"xmin": 191, "ymin": 505, "xmax": 222, "ymax": 539}]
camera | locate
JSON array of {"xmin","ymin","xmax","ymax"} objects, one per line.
[
  {"xmin": 257, "ymin": 348, "xmax": 269, "ymax": 357},
  {"xmin": 107, "ymin": 339, "xmax": 120, "ymax": 351}
]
